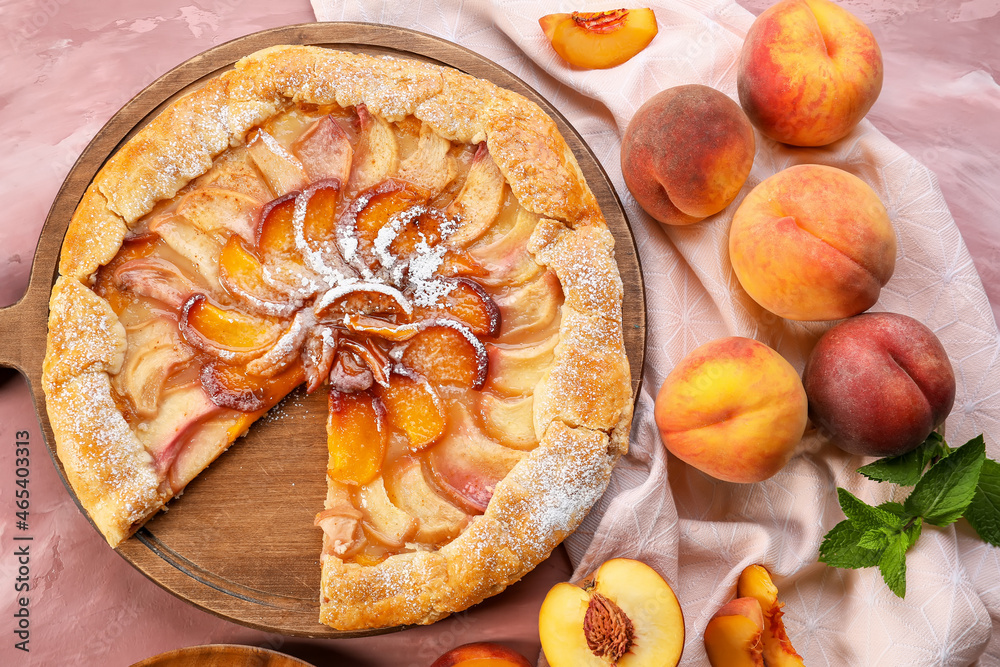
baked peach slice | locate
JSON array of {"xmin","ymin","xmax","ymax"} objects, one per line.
[
  {"xmin": 116, "ymin": 317, "xmax": 195, "ymax": 418},
  {"xmin": 737, "ymin": 565, "xmax": 805, "ymax": 667},
  {"xmin": 375, "ymin": 372, "xmax": 447, "ymax": 450},
  {"xmin": 431, "ymin": 642, "xmax": 532, "ymax": 667},
  {"xmin": 327, "ymin": 390, "xmax": 388, "ymax": 486},
  {"xmin": 256, "ymin": 192, "xmax": 321, "ymax": 296},
  {"xmin": 478, "ymin": 393, "xmax": 538, "ymax": 451},
  {"xmin": 446, "ymin": 143, "xmax": 506, "ymax": 247},
  {"xmin": 148, "ymin": 215, "xmax": 225, "ymax": 294},
  {"xmin": 176, "ymin": 187, "xmax": 261, "ymax": 244},
  {"xmin": 425, "ymin": 402, "xmax": 526, "ymax": 513},
  {"xmin": 383, "ymin": 455, "xmax": 469, "ymax": 544},
  {"xmin": 218, "ymin": 235, "xmax": 299, "ymax": 317},
  {"xmin": 114, "ymin": 256, "xmax": 199, "ymax": 312},
  {"xmin": 540, "ymin": 8, "xmax": 658, "ymax": 69},
  {"xmin": 292, "ymin": 114, "xmax": 353, "ymax": 185},
  {"xmin": 704, "ymin": 597, "xmax": 765, "ymax": 667},
  {"xmin": 470, "ymin": 209, "xmax": 544, "ymax": 287},
  {"xmin": 246, "ymin": 127, "xmax": 309, "ymax": 196},
  {"xmin": 401, "ymin": 324, "xmax": 490, "ymax": 389},
  {"xmin": 486, "ymin": 333, "xmax": 559, "ymax": 397},
  {"xmin": 179, "ymin": 294, "xmax": 286, "ymax": 364},
  {"xmin": 201, "ymin": 358, "xmax": 305, "ymax": 415},
  {"xmin": 539, "ymin": 558, "xmax": 685, "ymax": 667},
  {"xmin": 355, "ymin": 476, "xmax": 418, "ymax": 549},
  {"xmin": 339, "ymin": 178, "xmax": 429, "ymax": 273},
  {"xmin": 349, "ymin": 103, "xmax": 400, "ymax": 193},
  {"xmin": 396, "ymin": 122, "xmax": 457, "ymax": 197},
  {"xmin": 495, "ymin": 270, "xmax": 562, "ymax": 340},
  {"xmin": 411, "ymin": 278, "xmax": 500, "ymax": 337}
]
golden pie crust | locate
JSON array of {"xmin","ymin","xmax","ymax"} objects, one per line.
[{"xmin": 42, "ymin": 45, "xmax": 632, "ymax": 629}]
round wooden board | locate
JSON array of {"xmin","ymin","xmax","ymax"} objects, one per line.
[
  {"xmin": 0, "ymin": 23, "xmax": 646, "ymax": 636},
  {"xmin": 131, "ymin": 644, "xmax": 314, "ymax": 667}
]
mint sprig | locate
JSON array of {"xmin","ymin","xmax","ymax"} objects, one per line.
[{"xmin": 819, "ymin": 433, "xmax": 999, "ymax": 598}]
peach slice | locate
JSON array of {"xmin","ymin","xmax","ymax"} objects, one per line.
[
  {"xmin": 540, "ymin": 8, "xmax": 658, "ymax": 70},
  {"xmin": 446, "ymin": 143, "xmax": 506, "ymax": 247},
  {"xmin": 425, "ymin": 402, "xmax": 526, "ymax": 513},
  {"xmin": 704, "ymin": 598, "xmax": 765, "ymax": 667},
  {"xmin": 539, "ymin": 558, "xmax": 684, "ymax": 667},
  {"xmin": 328, "ymin": 347, "xmax": 376, "ymax": 394},
  {"xmin": 431, "ymin": 642, "xmax": 533, "ymax": 667},
  {"xmin": 296, "ymin": 180, "xmax": 358, "ymax": 283},
  {"xmin": 176, "ymin": 187, "xmax": 261, "ymax": 244},
  {"xmin": 200, "ymin": 361, "xmax": 268, "ymax": 412},
  {"xmin": 338, "ymin": 338, "xmax": 391, "ymax": 388},
  {"xmin": 94, "ymin": 234, "xmax": 161, "ymax": 311},
  {"xmin": 478, "ymin": 393, "xmax": 538, "ymax": 451},
  {"xmin": 469, "ymin": 209, "xmax": 544, "ymax": 287},
  {"xmin": 179, "ymin": 294, "xmax": 285, "ymax": 364},
  {"xmin": 327, "ymin": 390, "xmax": 388, "ymax": 486},
  {"xmin": 396, "ymin": 122, "xmax": 457, "ymax": 197},
  {"xmin": 135, "ymin": 383, "xmax": 225, "ymax": 477},
  {"xmin": 302, "ymin": 325, "xmax": 337, "ymax": 393},
  {"xmin": 339, "ymin": 178, "xmax": 429, "ymax": 273},
  {"xmin": 313, "ymin": 282, "xmax": 412, "ymax": 320},
  {"xmin": 218, "ymin": 235, "xmax": 298, "ymax": 317},
  {"xmin": 486, "ymin": 333, "xmax": 559, "ymax": 398},
  {"xmin": 400, "ymin": 324, "xmax": 490, "ymax": 389},
  {"xmin": 494, "ymin": 270, "xmax": 562, "ymax": 340},
  {"xmin": 737, "ymin": 565, "xmax": 805, "ymax": 667},
  {"xmin": 356, "ymin": 476, "xmax": 418, "ymax": 549},
  {"xmin": 245, "ymin": 308, "xmax": 314, "ymax": 377},
  {"xmin": 292, "ymin": 114, "xmax": 353, "ymax": 185},
  {"xmin": 196, "ymin": 146, "xmax": 274, "ymax": 203},
  {"xmin": 114, "ymin": 257, "xmax": 199, "ymax": 312},
  {"xmin": 116, "ymin": 317, "xmax": 195, "ymax": 418},
  {"xmin": 148, "ymin": 215, "xmax": 225, "ymax": 294},
  {"xmin": 412, "ymin": 277, "xmax": 500, "ymax": 337},
  {"xmin": 316, "ymin": 482, "xmax": 366, "ymax": 559},
  {"xmin": 246, "ymin": 128, "xmax": 309, "ymax": 196},
  {"xmin": 349, "ymin": 104, "xmax": 400, "ymax": 193},
  {"xmin": 256, "ymin": 192, "xmax": 321, "ymax": 297},
  {"xmin": 375, "ymin": 372, "xmax": 447, "ymax": 450},
  {"xmin": 383, "ymin": 455, "xmax": 469, "ymax": 544}
]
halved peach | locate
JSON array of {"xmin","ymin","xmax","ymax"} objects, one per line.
[
  {"xmin": 327, "ymin": 389, "xmax": 387, "ymax": 486},
  {"xmin": 539, "ymin": 558, "xmax": 684, "ymax": 667},
  {"xmin": 292, "ymin": 114, "xmax": 353, "ymax": 185},
  {"xmin": 425, "ymin": 402, "xmax": 525, "ymax": 513},
  {"xmin": 376, "ymin": 372, "xmax": 447, "ymax": 449},
  {"xmin": 540, "ymin": 8, "xmax": 658, "ymax": 69},
  {"xmin": 400, "ymin": 324, "xmax": 490, "ymax": 389},
  {"xmin": 179, "ymin": 294, "xmax": 284, "ymax": 363}
]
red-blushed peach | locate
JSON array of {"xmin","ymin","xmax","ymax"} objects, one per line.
[
  {"xmin": 737, "ymin": 0, "xmax": 883, "ymax": 146},
  {"xmin": 654, "ymin": 337, "xmax": 807, "ymax": 483},
  {"xmin": 621, "ymin": 84, "xmax": 755, "ymax": 226},
  {"xmin": 802, "ymin": 312, "xmax": 956, "ymax": 457},
  {"xmin": 430, "ymin": 642, "xmax": 532, "ymax": 667},
  {"xmin": 728, "ymin": 164, "xmax": 895, "ymax": 321},
  {"xmin": 539, "ymin": 558, "xmax": 685, "ymax": 667}
]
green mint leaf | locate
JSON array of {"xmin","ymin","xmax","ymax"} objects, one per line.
[
  {"xmin": 878, "ymin": 531, "xmax": 910, "ymax": 598},
  {"xmin": 859, "ymin": 432, "xmax": 949, "ymax": 486},
  {"xmin": 903, "ymin": 516, "xmax": 923, "ymax": 549},
  {"xmin": 857, "ymin": 527, "xmax": 890, "ymax": 551},
  {"xmin": 965, "ymin": 458, "xmax": 1000, "ymax": 547},
  {"xmin": 877, "ymin": 501, "xmax": 908, "ymax": 519},
  {"xmin": 905, "ymin": 435, "xmax": 986, "ymax": 526},
  {"xmin": 838, "ymin": 488, "xmax": 905, "ymax": 530},
  {"xmin": 819, "ymin": 519, "xmax": 884, "ymax": 569}
]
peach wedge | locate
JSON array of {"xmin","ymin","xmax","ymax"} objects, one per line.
[
  {"xmin": 540, "ymin": 9, "xmax": 658, "ymax": 69},
  {"xmin": 539, "ymin": 558, "xmax": 684, "ymax": 667},
  {"xmin": 704, "ymin": 597, "xmax": 765, "ymax": 667},
  {"xmin": 737, "ymin": 565, "xmax": 805, "ymax": 666}
]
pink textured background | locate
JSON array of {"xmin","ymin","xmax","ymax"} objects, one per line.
[{"xmin": 0, "ymin": 1, "xmax": 997, "ymax": 664}]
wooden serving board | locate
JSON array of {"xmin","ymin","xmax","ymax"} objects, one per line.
[
  {"xmin": 0, "ymin": 23, "xmax": 646, "ymax": 637},
  {"xmin": 132, "ymin": 644, "xmax": 314, "ymax": 667}
]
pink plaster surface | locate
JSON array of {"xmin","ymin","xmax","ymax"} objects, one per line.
[{"xmin": 0, "ymin": 1, "xmax": 997, "ymax": 665}]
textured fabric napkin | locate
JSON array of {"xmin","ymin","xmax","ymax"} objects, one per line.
[{"xmin": 312, "ymin": 1, "xmax": 1000, "ymax": 663}]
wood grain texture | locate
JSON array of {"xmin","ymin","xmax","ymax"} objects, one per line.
[
  {"xmin": 131, "ymin": 644, "xmax": 313, "ymax": 667},
  {"xmin": 0, "ymin": 23, "xmax": 646, "ymax": 636}
]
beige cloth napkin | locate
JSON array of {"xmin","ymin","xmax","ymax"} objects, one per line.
[{"xmin": 311, "ymin": 1, "xmax": 1000, "ymax": 663}]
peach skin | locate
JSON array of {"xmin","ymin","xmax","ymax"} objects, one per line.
[
  {"xmin": 738, "ymin": 0, "xmax": 883, "ymax": 146},
  {"xmin": 729, "ymin": 164, "xmax": 896, "ymax": 321},
  {"xmin": 654, "ymin": 337, "xmax": 807, "ymax": 484},
  {"xmin": 622, "ymin": 84, "xmax": 755, "ymax": 226}
]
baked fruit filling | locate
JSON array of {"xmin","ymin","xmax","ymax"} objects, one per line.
[{"xmin": 91, "ymin": 101, "xmax": 564, "ymax": 562}]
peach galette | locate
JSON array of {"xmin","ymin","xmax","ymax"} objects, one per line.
[{"xmin": 43, "ymin": 45, "xmax": 632, "ymax": 630}]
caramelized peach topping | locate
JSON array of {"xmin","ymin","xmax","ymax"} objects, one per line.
[{"xmin": 540, "ymin": 8, "xmax": 658, "ymax": 69}]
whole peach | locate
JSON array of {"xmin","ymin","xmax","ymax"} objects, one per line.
[
  {"xmin": 729, "ymin": 164, "xmax": 895, "ymax": 321},
  {"xmin": 654, "ymin": 337, "xmax": 807, "ymax": 483},
  {"xmin": 803, "ymin": 312, "xmax": 956, "ymax": 457},
  {"xmin": 621, "ymin": 84, "xmax": 755, "ymax": 226},
  {"xmin": 738, "ymin": 0, "xmax": 883, "ymax": 146},
  {"xmin": 430, "ymin": 642, "xmax": 533, "ymax": 667}
]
